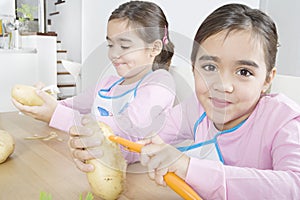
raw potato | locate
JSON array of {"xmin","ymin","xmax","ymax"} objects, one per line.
[
  {"xmin": 86, "ymin": 122, "xmax": 127, "ymax": 200},
  {"xmin": 11, "ymin": 84, "xmax": 44, "ymax": 106},
  {"xmin": 0, "ymin": 130, "xmax": 15, "ymax": 164}
]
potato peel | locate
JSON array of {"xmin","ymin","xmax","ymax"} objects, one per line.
[{"xmin": 24, "ymin": 132, "xmax": 63, "ymax": 142}]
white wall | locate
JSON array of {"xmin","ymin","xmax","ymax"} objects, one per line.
[
  {"xmin": 50, "ymin": 0, "xmax": 82, "ymax": 63},
  {"xmin": 260, "ymin": 0, "xmax": 300, "ymax": 77},
  {"xmin": 81, "ymin": 0, "xmax": 260, "ymax": 90},
  {"xmin": 0, "ymin": 0, "xmax": 15, "ymax": 16}
]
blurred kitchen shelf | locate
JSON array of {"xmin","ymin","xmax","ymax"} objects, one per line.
[{"xmin": 0, "ymin": 48, "xmax": 37, "ymax": 54}]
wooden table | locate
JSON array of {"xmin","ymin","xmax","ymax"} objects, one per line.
[{"xmin": 0, "ymin": 112, "xmax": 181, "ymax": 200}]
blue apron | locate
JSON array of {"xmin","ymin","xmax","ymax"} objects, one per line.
[
  {"xmin": 177, "ymin": 112, "xmax": 246, "ymax": 163},
  {"xmin": 92, "ymin": 73, "xmax": 151, "ymax": 117}
]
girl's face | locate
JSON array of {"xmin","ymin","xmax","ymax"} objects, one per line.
[
  {"xmin": 107, "ymin": 19, "xmax": 155, "ymax": 84},
  {"xmin": 193, "ymin": 30, "xmax": 275, "ymax": 130}
]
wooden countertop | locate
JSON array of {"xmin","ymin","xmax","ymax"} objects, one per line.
[{"xmin": 0, "ymin": 112, "xmax": 180, "ymax": 200}]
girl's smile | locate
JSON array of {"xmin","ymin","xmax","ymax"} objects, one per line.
[
  {"xmin": 112, "ymin": 62, "xmax": 126, "ymax": 69},
  {"xmin": 210, "ymin": 97, "xmax": 232, "ymax": 108}
]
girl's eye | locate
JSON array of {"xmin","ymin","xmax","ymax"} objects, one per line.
[
  {"xmin": 121, "ymin": 46, "xmax": 130, "ymax": 50},
  {"xmin": 202, "ymin": 64, "xmax": 217, "ymax": 72},
  {"xmin": 237, "ymin": 69, "xmax": 253, "ymax": 77},
  {"xmin": 107, "ymin": 44, "xmax": 113, "ymax": 48}
]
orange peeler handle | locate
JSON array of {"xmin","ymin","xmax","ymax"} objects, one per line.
[
  {"xmin": 108, "ymin": 136, "xmax": 202, "ymax": 200},
  {"xmin": 109, "ymin": 135, "xmax": 143, "ymax": 152},
  {"xmin": 164, "ymin": 172, "xmax": 202, "ymax": 200}
]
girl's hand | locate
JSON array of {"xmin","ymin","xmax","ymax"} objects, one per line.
[
  {"xmin": 69, "ymin": 115, "xmax": 104, "ymax": 173},
  {"xmin": 11, "ymin": 89, "xmax": 58, "ymax": 123},
  {"xmin": 140, "ymin": 136, "xmax": 190, "ymax": 186}
]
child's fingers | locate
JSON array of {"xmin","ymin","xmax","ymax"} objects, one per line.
[
  {"xmin": 139, "ymin": 137, "xmax": 162, "ymax": 165},
  {"xmin": 155, "ymin": 167, "xmax": 168, "ymax": 186},
  {"xmin": 34, "ymin": 82, "xmax": 45, "ymax": 89},
  {"xmin": 146, "ymin": 152, "xmax": 168, "ymax": 182},
  {"xmin": 73, "ymin": 158, "xmax": 95, "ymax": 173},
  {"xmin": 69, "ymin": 125, "xmax": 93, "ymax": 137},
  {"xmin": 146, "ymin": 156, "xmax": 168, "ymax": 185},
  {"xmin": 72, "ymin": 148, "xmax": 95, "ymax": 161},
  {"xmin": 150, "ymin": 135, "xmax": 164, "ymax": 144},
  {"xmin": 11, "ymin": 98, "xmax": 39, "ymax": 118},
  {"xmin": 11, "ymin": 98, "xmax": 22, "ymax": 107},
  {"xmin": 81, "ymin": 115, "xmax": 94, "ymax": 125},
  {"xmin": 147, "ymin": 153, "xmax": 162, "ymax": 171},
  {"xmin": 80, "ymin": 117, "xmax": 105, "ymax": 140},
  {"xmin": 148, "ymin": 170, "xmax": 155, "ymax": 180},
  {"xmin": 141, "ymin": 140, "xmax": 168, "ymax": 168},
  {"xmin": 138, "ymin": 135, "xmax": 164, "ymax": 147},
  {"xmin": 141, "ymin": 143, "xmax": 164, "ymax": 157},
  {"xmin": 140, "ymin": 137, "xmax": 169, "ymax": 182},
  {"xmin": 140, "ymin": 151, "xmax": 150, "ymax": 166},
  {"xmin": 11, "ymin": 98, "xmax": 30, "ymax": 111},
  {"xmin": 69, "ymin": 135, "xmax": 102, "ymax": 149},
  {"xmin": 136, "ymin": 138, "xmax": 152, "ymax": 146},
  {"xmin": 35, "ymin": 89, "xmax": 55, "ymax": 104}
]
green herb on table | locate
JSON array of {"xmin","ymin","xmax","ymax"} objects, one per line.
[
  {"xmin": 39, "ymin": 192, "xmax": 52, "ymax": 200},
  {"xmin": 79, "ymin": 192, "xmax": 94, "ymax": 200},
  {"xmin": 39, "ymin": 192, "xmax": 94, "ymax": 200}
]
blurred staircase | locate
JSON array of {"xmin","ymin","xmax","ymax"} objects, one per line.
[{"xmin": 48, "ymin": 0, "xmax": 78, "ymax": 100}]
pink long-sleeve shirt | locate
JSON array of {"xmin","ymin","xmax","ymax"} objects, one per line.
[
  {"xmin": 49, "ymin": 69, "xmax": 175, "ymax": 162},
  {"xmin": 159, "ymin": 93, "xmax": 300, "ymax": 199}
]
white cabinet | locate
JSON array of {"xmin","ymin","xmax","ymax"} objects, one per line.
[
  {"xmin": 0, "ymin": 50, "xmax": 38, "ymax": 112},
  {"xmin": 22, "ymin": 35, "xmax": 57, "ymax": 86},
  {"xmin": 0, "ymin": 35, "xmax": 57, "ymax": 112}
]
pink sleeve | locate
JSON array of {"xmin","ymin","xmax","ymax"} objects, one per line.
[
  {"xmin": 186, "ymin": 118, "xmax": 300, "ymax": 199},
  {"xmin": 49, "ymin": 103, "xmax": 83, "ymax": 132},
  {"xmin": 49, "ymin": 86, "xmax": 96, "ymax": 132}
]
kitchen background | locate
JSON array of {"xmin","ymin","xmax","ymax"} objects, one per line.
[{"xmin": 1, "ymin": 0, "xmax": 300, "ymax": 111}]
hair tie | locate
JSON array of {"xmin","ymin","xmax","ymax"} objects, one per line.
[{"xmin": 162, "ymin": 25, "xmax": 169, "ymax": 45}]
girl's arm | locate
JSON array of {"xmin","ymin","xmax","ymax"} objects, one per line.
[
  {"xmin": 185, "ymin": 118, "xmax": 300, "ymax": 200},
  {"xmin": 49, "ymin": 86, "xmax": 96, "ymax": 132}
]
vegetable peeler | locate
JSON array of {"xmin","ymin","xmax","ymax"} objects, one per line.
[{"xmin": 109, "ymin": 135, "xmax": 202, "ymax": 200}]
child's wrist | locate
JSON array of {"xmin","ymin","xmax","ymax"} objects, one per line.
[{"xmin": 177, "ymin": 154, "xmax": 190, "ymax": 180}]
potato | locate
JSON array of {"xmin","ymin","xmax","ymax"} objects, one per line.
[
  {"xmin": 0, "ymin": 130, "xmax": 15, "ymax": 164},
  {"xmin": 86, "ymin": 122, "xmax": 127, "ymax": 200},
  {"xmin": 11, "ymin": 84, "xmax": 44, "ymax": 106}
]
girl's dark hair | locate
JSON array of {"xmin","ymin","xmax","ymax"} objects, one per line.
[
  {"xmin": 109, "ymin": 1, "xmax": 174, "ymax": 71},
  {"xmin": 191, "ymin": 3, "xmax": 278, "ymax": 75}
]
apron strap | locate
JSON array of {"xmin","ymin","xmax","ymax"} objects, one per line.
[
  {"xmin": 193, "ymin": 112, "xmax": 207, "ymax": 140},
  {"xmin": 98, "ymin": 71, "xmax": 152, "ymax": 99},
  {"xmin": 178, "ymin": 112, "xmax": 246, "ymax": 163}
]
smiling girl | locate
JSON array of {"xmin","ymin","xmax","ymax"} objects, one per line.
[
  {"xmin": 140, "ymin": 3, "xmax": 300, "ymax": 199},
  {"xmin": 13, "ymin": 1, "xmax": 176, "ymax": 164}
]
